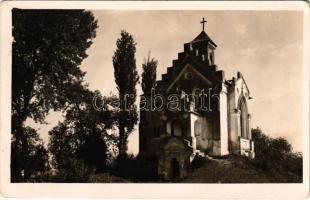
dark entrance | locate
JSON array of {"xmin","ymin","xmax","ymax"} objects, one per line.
[{"xmin": 170, "ymin": 158, "xmax": 180, "ymax": 180}]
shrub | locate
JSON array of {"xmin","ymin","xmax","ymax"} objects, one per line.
[
  {"xmin": 251, "ymin": 128, "xmax": 302, "ymax": 182},
  {"xmin": 112, "ymin": 153, "xmax": 159, "ymax": 182}
]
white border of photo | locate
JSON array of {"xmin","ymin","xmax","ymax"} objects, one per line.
[{"xmin": 0, "ymin": 1, "xmax": 309, "ymax": 199}]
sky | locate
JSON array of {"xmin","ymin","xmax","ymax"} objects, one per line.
[{"xmin": 28, "ymin": 10, "xmax": 303, "ymax": 154}]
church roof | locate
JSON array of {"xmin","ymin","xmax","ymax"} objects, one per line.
[
  {"xmin": 154, "ymin": 28, "xmax": 223, "ymax": 93},
  {"xmin": 191, "ymin": 31, "xmax": 217, "ymax": 47}
]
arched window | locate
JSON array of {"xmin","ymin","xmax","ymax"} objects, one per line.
[{"xmin": 239, "ymin": 97, "xmax": 249, "ymax": 138}]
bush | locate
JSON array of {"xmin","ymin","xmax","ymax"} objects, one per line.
[
  {"xmin": 88, "ymin": 173, "xmax": 129, "ymax": 183},
  {"xmin": 47, "ymin": 158, "xmax": 95, "ymax": 182},
  {"xmin": 251, "ymin": 128, "xmax": 302, "ymax": 182},
  {"xmin": 111, "ymin": 153, "xmax": 159, "ymax": 182}
]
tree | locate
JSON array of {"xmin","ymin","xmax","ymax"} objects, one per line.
[
  {"xmin": 252, "ymin": 127, "xmax": 292, "ymax": 159},
  {"xmin": 251, "ymin": 127, "xmax": 302, "ymax": 180},
  {"xmin": 49, "ymin": 89, "xmax": 118, "ymax": 177},
  {"xmin": 112, "ymin": 30, "xmax": 139, "ymax": 155},
  {"xmin": 141, "ymin": 53, "xmax": 157, "ymax": 96},
  {"xmin": 12, "ymin": 9, "xmax": 98, "ymax": 181},
  {"xmin": 11, "ymin": 126, "xmax": 49, "ymax": 181}
]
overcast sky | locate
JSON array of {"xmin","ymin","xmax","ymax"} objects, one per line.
[{"xmin": 28, "ymin": 10, "xmax": 303, "ymax": 154}]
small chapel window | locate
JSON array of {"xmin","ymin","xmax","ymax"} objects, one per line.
[
  {"xmin": 202, "ymin": 54, "xmax": 205, "ymax": 61},
  {"xmin": 196, "ymin": 49, "xmax": 199, "ymax": 56},
  {"xmin": 190, "ymin": 43, "xmax": 193, "ymax": 51}
]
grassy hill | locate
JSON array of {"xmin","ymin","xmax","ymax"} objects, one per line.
[
  {"xmin": 29, "ymin": 153, "xmax": 302, "ymax": 183},
  {"xmin": 81, "ymin": 128, "xmax": 303, "ymax": 183},
  {"xmin": 84, "ymin": 154, "xmax": 302, "ymax": 183},
  {"xmin": 182, "ymin": 155, "xmax": 302, "ymax": 183}
]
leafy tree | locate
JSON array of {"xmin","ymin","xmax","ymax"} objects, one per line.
[
  {"xmin": 251, "ymin": 128, "xmax": 271, "ymax": 158},
  {"xmin": 270, "ymin": 137, "xmax": 292, "ymax": 153},
  {"xmin": 49, "ymin": 89, "xmax": 118, "ymax": 176},
  {"xmin": 11, "ymin": 9, "xmax": 97, "ymax": 180},
  {"xmin": 141, "ymin": 53, "xmax": 157, "ymax": 96},
  {"xmin": 11, "ymin": 127, "xmax": 49, "ymax": 181},
  {"xmin": 252, "ymin": 128, "xmax": 293, "ymax": 160},
  {"xmin": 251, "ymin": 127, "xmax": 302, "ymax": 181},
  {"xmin": 29, "ymin": 145, "xmax": 50, "ymax": 173},
  {"xmin": 112, "ymin": 30, "xmax": 139, "ymax": 155}
]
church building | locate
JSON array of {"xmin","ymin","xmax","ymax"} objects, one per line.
[{"xmin": 139, "ymin": 19, "xmax": 255, "ymax": 180}]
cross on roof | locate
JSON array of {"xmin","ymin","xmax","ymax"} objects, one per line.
[{"xmin": 200, "ymin": 17, "xmax": 207, "ymax": 31}]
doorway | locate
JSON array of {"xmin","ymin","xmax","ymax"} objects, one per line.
[{"xmin": 170, "ymin": 158, "xmax": 180, "ymax": 180}]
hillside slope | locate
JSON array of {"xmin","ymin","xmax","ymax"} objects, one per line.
[
  {"xmin": 86, "ymin": 155, "xmax": 302, "ymax": 183},
  {"xmin": 182, "ymin": 155, "xmax": 302, "ymax": 183}
]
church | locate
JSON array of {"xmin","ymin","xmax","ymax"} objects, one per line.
[{"xmin": 139, "ymin": 18, "xmax": 255, "ymax": 180}]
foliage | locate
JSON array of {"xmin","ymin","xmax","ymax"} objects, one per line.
[
  {"xmin": 112, "ymin": 154, "xmax": 159, "ymax": 182},
  {"xmin": 251, "ymin": 127, "xmax": 302, "ymax": 181},
  {"xmin": 28, "ymin": 158, "xmax": 94, "ymax": 183},
  {"xmin": 113, "ymin": 154, "xmax": 138, "ymax": 178},
  {"xmin": 112, "ymin": 30, "xmax": 139, "ymax": 155},
  {"xmin": 12, "ymin": 9, "xmax": 97, "ymax": 124},
  {"xmin": 141, "ymin": 53, "xmax": 158, "ymax": 96},
  {"xmin": 11, "ymin": 126, "xmax": 49, "ymax": 181},
  {"xmin": 88, "ymin": 172, "xmax": 130, "ymax": 183},
  {"xmin": 11, "ymin": 9, "xmax": 98, "ymax": 181},
  {"xmin": 48, "ymin": 89, "xmax": 118, "ymax": 174},
  {"xmin": 53, "ymin": 158, "xmax": 94, "ymax": 182},
  {"xmin": 191, "ymin": 154, "xmax": 208, "ymax": 171}
]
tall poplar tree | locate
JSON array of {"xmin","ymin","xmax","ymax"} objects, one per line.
[
  {"xmin": 141, "ymin": 53, "xmax": 158, "ymax": 96},
  {"xmin": 112, "ymin": 30, "xmax": 139, "ymax": 156}
]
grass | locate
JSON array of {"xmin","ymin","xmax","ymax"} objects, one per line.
[
  {"xmin": 82, "ymin": 154, "xmax": 302, "ymax": 183},
  {"xmin": 182, "ymin": 155, "xmax": 302, "ymax": 183},
  {"xmin": 30, "ymin": 154, "xmax": 302, "ymax": 183}
]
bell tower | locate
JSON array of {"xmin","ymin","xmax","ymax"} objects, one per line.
[{"xmin": 190, "ymin": 18, "xmax": 217, "ymax": 66}]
